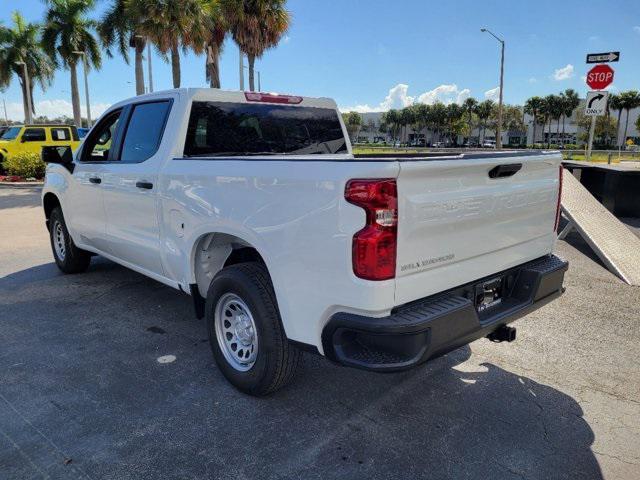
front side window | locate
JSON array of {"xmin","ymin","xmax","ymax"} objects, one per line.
[
  {"xmin": 22, "ymin": 128, "xmax": 46, "ymax": 142},
  {"xmin": 1, "ymin": 127, "xmax": 21, "ymax": 140},
  {"xmin": 51, "ymin": 128, "xmax": 71, "ymax": 141},
  {"xmin": 81, "ymin": 110, "xmax": 121, "ymax": 162},
  {"xmin": 183, "ymin": 102, "xmax": 347, "ymax": 157},
  {"xmin": 120, "ymin": 101, "xmax": 171, "ymax": 163}
]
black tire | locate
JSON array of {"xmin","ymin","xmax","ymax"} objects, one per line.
[
  {"xmin": 49, "ymin": 207, "xmax": 91, "ymax": 274},
  {"xmin": 205, "ymin": 262, "xmax": 301, "ymax": 396}
]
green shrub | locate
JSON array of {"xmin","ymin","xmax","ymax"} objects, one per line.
[{"xmin": 3, "ymin": 152, "xmax": 46, "ymax": 179}]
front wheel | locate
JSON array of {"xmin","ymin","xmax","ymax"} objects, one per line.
[
  {"xmin": 205, "ymin": 262, "xmax": 301, "ymax": 396},
  {"xmin": 49, "ymin": 207, "xmax": 91, "ymax": 274}
]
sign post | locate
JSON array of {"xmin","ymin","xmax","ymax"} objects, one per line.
[{"xmin": 584, "ymin": 60, "xmax": 616, "ymax": 161}]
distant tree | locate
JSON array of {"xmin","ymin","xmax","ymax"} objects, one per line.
[
  {"xmin": 462, "ymin": 97, "xmax": 478, "ymax": 143},
  {"xmin": 42, "ymin": 0, "xmax": 102, "ymax": 127},
  {"xmin": 99, "ymin": 0, "xmax": 146, "ymax": 95},
  {"xmin": 474, "ymin": 100, "xmax": 495, "ymax": 143},
  {"xmin": 576, "ymin": 109, "xmax": 617, "ymax": 147},
  {"xmin": 0, "ymin": 12, "xmax": 55, "ymax": 122},
  {"xmin": 381, "ymin": 109, "xmax": 400, "ymax": 143},
  {"xmin": 608, "ymin": 93, "xmax": 623, "ymax": 147},
  {"xmin": 342, "ymin": 111, "xmax": 362, "ymax": 143},
  {"xmin": 560, "ymin": 89, "xmax": 579, "ymax": 146},
  {"xmin": 524, "ymin": 96, "xmax": 544, "ymax": 145},
  {"xmin": 619, "ymin": 90, "xmax": 640, "ymax": 146},
  {"xmin": 222, "ymin": 0, "xmax": 290, "ymax": 92},
  {"xmin": 429, "ymin": 102, "xmax": 447, "ymax": 143}
]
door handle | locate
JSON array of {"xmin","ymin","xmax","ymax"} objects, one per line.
[
  {"xmin": 488, "ymin": 163, "xmax": 522, "ymax": 179},
  {"xmin": 136, "ymin": 181, "xmax": 153, "ymax": 190},
  {"xmin": 89, "ymin": 177, "xmax": 102, "ymax": 184}
]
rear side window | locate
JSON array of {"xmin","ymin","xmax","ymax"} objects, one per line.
[
  {"xmin": 120, "ymin": 101, "xmax": 171, "ymax": 163},
  {"xmin": 22, "ymin": 128, "xmax": 46, "ymax": 142},
  {"xmin": 183, "ymin": 102, "xmax": 347, "ymax": 157},
  {"xmin": 51, "ymin": 128, "xmax": 71, "ymax": 141},
  {"xmin": 1, "ymin": 127, "xmax": 21, "ymax": 140}
]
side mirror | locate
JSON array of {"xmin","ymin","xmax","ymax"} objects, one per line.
[
  {"xmin": 20, "ymin": 136, "xmax": 27, "ymax": 143},
  {"xmin": 42, "ymin": 145, "xmax": 74, "ymax": 173}
]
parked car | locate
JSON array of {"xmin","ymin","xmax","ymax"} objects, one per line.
[
  {"xmin": 41, "ymin": 89, "xmax": 567, "ymax": 396},
  {"xmin": 482, "ymin": 140, "xmax": 496, "ymax": 148},
  {"xmin": 0, "ymin": 124, "xmax": 81, "ymax": 163}
]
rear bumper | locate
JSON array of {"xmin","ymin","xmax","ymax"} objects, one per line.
[{"xmin": 322, "ymin": 254, "xmax": 568, "ymax": 372}]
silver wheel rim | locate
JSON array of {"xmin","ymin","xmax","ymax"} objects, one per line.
[
  {"xmin": 214, "ymin": 293, "xmax": 258, "ymax": 371},
  {"xmin": 53, "ymin": 221, "xmax": 66, "ymax": 261}
]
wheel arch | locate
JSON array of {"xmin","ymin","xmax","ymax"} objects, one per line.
[{"xmin": 42, "ymin": 192, "xmax": 61, "ymax": 230}]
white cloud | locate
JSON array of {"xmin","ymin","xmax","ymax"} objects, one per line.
[
  {"xmin": 484, "ymin": 86, "xmax": 500, "ymax": 101},
  {"xmin": 4, "ymin": 99, "xmax": 111, "ymax": 121},
  {"xmin": 588, "ymin": 35, "xmax": 599, "ymax": 42},
  {"xmin": 340, "ymin": 83, "xmax": 471, "ymax": 113},
  {"xmin": 553, "ymin": 64, "xmax": 574, "ymax": 81},
  {"xmin": 633, "ymin": 26, "xmax": 640, "ymax": 34},
  {"xmin": 282, "ymin": 35, "xmax": 290, "ymax": 44},
  {"xmin": 417, "ymin": 84, "xmax": 470, "ymax": 105},
  {"xmin": 528, "ymin": 77, "xmax": 537, "ymax": 83}
]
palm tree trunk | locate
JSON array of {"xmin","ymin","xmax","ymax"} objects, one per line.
[
  {"xmin": 623, "ymin": 109, "xmax": 631, "ymax": 146},
  {"xmin": 134, "ymin": 39, "xmax": 145, "ymax": 95},
  {"xmin": 70, "ymin": 61, "xmax": 82, "ymax": 127},
  {"xmin": 532, "ymin": 118, "xmax": 537, "ymax": 145},
  {"xmin": 19, "ymin": 77, "xmax": 29, "ymax": 123},
  {"xmin": 170, "ymin": 43, "xmax": 180, "ymax": 88},
  {"xmin": 206, "ymin": 44, "xmax": 221, "ymax": 88},
  {"xmin": 556, "ymin": 118, "xmax": 560, "ymax": 144},
  {"xmin": 561, "ymin": 116, "xmax": 566, "ymax": 146},
  {"xmin": 247, "ymin": 54, "xmax": 255, "ymax": 91},
  {"xmin": 616, "ymin": 110, "xmax": 622, "ymax": 147}
]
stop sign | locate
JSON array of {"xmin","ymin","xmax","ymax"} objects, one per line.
[{"xmin": 586, "ymin": 64, "xmax": 614, "ymax": 90}]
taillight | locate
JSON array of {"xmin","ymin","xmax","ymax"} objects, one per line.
[
  {"xmin": 244, "ymin": 92, "xmax": 303, "ymax": 104},
  {"xmin": 345, "ymin": 179, "xmax": 398, "ymax": 280},
  {"xmin": 554, "ymin": 166, "xmax": 563, "ymax": 232}
]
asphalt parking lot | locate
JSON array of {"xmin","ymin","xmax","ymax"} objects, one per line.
[{"xmin": 1, "ymin": 185, "xmax": 639, "ymax": 480}]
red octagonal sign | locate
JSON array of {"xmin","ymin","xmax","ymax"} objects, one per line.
[{"xmin": 586, "ymin": 64, "xmax": 614, "ymax": 90}]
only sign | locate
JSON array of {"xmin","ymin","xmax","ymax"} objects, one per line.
[{"xmin": 586, "ymin": 64, "xmax": 614, "ymax": 90}]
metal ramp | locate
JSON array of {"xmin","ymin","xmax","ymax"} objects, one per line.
[{"xmin": 559, "ymin": 170, "xmax": 640, "ymax": 285}]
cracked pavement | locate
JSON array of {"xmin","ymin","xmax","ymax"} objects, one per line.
[{"xmin": 1, "ymin": 186, "xmax": 639, "ymax": 479}]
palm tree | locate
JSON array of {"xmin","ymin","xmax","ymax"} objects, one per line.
[
  {"xmin": 608, "ymin": 93, "xmax": 623, "ymax": 148},
  {"xmin": 127, "ymin": 0, "xmax": 208, "ymax": 89},
  {"xmin": 619, "ymin": 90, "xmax": 640, "ymax": 147},
  {"xmin": 99, "ymin": 0, "xmax": 146, "ymax": 95},
  {"xmin": 524, "ymin": 96, "xmax": 543, "ymax": 145},
  {"xmin": 223, "ymin": 0, "xmax": 290, "ymax": 91},
  {"xmin": 445, "ymin": 103, "xmax": 463, "ymax": 145},
  {"xmin": 560, "ymin": 89, "xmax": 579, "ymax": 146},
  {"xmin": 541, "ymin": 95, "xmax": 558, "ymax": 147},
  {"xmin": 462, "ymin": 97, "xmax": 477, "ymax": 144},
  {"xmin": 42, "ymin": 0, "xmax": 102, "ymax": 127},
  {"xmin": 0, "ymin": 12, "xmax": 55, "ymax": 122},
  {"xmin": 474, "ymin": 100, "xmax": 494, "ymax": 144},
  {"xmin": 204, "ymin": 0, "xmax": 227, "ymax": 88},
  {"xmin": 429, "ymin": 102, "xmax": 447, "ymax": 143},
  {"xmin": 381, "ymin": 109, "xmax": 400, "ymax": 144}
]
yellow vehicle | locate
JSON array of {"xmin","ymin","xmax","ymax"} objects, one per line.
[{"xmin": 0, "ymin": 125, "xmax": 81, "ymax": 162}]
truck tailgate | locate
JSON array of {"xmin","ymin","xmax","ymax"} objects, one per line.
[{"xmin": 395, "ymin": 153, "xmax": 561, "ymax": 305}]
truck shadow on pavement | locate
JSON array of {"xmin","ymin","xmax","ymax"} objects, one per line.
[{"xmin": 0, "ymin": 258, "xmax": 603, "ymax": 480}]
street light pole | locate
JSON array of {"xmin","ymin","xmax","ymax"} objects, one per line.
[
  {"xmin": 3, "ymin": 98, "xmax": 8, "ymax": 125},
  {"xmin": 257, "ymin": 71, "xmax": 261, "ymax": 92},
  {"xmin": 73, "ymin": 51, "xmax": 91, "ymax": 127},
  {"xmin": 481, "ymin": 28, "xmax": 505, "ymax": 150},
  {"xmin": 239, "ymin": 47, "xmax": 245, "ymax": 91},
  {"xmin": 16, "ymin": 61, "xmax": 33, "ymax": 124}
]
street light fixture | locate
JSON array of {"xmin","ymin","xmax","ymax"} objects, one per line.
[
  {"xmin": 481, "ymin": 28, "xmax": 505, "ymax": 150},
  {"xmin": 72, "ymin": 51, "xmax": 91, "ymax": 127},
  {"xmin": 15, "ymin": 60, "xmax": 33, "ymax": 124}
]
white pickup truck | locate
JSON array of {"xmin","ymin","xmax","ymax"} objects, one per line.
[{"xmin": 41, "ymin": 88, "xmax": 567, "ymax": 396}]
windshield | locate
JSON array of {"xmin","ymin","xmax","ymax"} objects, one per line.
[
  {"xmin": 1, "ymin": 127, "xmax": 21, "ymax": 140},
  {"xmin": 184, "ymin": 102, "xmax": 347, "ymax": 157}
]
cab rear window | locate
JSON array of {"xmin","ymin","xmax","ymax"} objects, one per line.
[
  {"xmin": 1, "ymin": 127, "xmax": 21, "ymax": 140},
  {"xmin": 183, "ymin": 101, "xmax": 347, "ymax": 157}
]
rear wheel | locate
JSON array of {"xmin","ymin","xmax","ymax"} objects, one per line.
[
  {"xmin": 49, "ymin": 207, "xmax": 91, "ymax": 274},
  {"xmin": 205, "ymin": 262, "xmax": 301, "ymax": 396}
]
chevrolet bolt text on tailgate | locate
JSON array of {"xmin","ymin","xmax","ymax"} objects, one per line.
[{"xmin": 41, "ymin": 89, "xmax": 568, "ymax": 396}]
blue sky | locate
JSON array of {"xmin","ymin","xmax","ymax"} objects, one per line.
[{"xmin": 2, "ymin": 0, "xmax": 640, "ymax": 119}]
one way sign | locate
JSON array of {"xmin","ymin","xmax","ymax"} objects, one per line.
[
  {"xmin": 585, "ymin": 91, "xmax": 609, "ymax": 116},
  {"xmin": 586, "ymin": 51, "xmax": 620, "ymax": 63}
]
